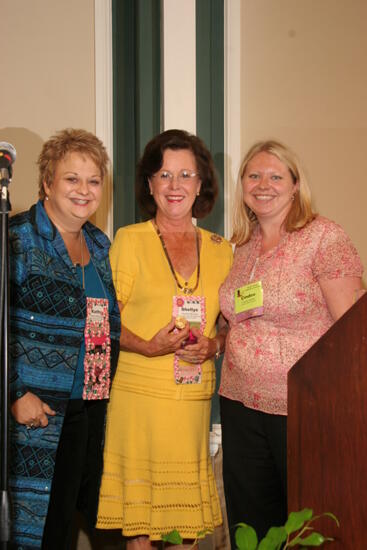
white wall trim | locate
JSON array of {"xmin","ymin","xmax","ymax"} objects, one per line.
[
  {"xmin": 224, "ymin": 0, "xmax": 241, "ymax": 240},
  {"xmin": 94, "ymin": 0, "xmax": 113, "ymax": 238}
]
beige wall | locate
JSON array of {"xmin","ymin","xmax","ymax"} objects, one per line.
[
  {"xmin": 240, "ymin": 0, "xmax": 367, "ymax": 272},
  {"xmin": 0, "ymin": 0, "xmax": 96, "ymax": 214}
]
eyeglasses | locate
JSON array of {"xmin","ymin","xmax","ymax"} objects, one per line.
[{"xmin": 152, "ymin": 169, "xmax": 199, "ymax": 184}]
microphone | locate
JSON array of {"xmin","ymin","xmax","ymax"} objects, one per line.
[{"xmin": 0, "ymin": 142, "xmax": 16, "ymax": 170}]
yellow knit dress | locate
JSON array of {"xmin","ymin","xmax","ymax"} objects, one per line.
[{"xmin": 96, "ymin": 221, "xmax": 232, "ymax": 540}]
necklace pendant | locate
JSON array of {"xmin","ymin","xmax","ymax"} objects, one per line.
[{"xmin": 153, "ymin": 220, "xmax": 200, "ymax": 297}]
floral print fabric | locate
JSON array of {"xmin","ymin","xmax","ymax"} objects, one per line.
[{"xmin": 219, "ymin": 216, "xmax": 363, "ymax": 415}]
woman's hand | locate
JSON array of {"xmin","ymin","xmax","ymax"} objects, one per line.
[
  {"xmin": 11, "ymin": 392, "xmax": 56, "ymax": 428},
  {"xmin": 176, "ymin": 327, "xmax": 217, "ymax": 364},
  {"xmin": 120, "ymin": 316, "xmax": 190, "ymax": 357},
  {"xmin": 146, "ymin": 318, "xmax": 190, "ymax": 357}
]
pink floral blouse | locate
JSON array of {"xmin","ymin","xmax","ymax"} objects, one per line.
[{"xmin": 219, "ymin": 216, "xmax": 363, "ymax": 415}]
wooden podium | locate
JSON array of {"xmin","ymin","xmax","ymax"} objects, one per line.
[{"xmin": 288, "ymin": 293, "xmax": 367, "ymax": 548}]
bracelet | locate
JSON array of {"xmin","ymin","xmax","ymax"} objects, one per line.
[{"xmin": 215, "ymin": 337, "xmax": 221, "ymax": 360}]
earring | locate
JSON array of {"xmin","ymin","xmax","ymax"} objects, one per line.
[
  {"xmin": 196, "ymin": 190, "xmax": 200, "ymax": 196},
  {"xmin": 150, "ymin": 189, "xmax": 153, "ymax": 195},
  {"xmin": 45, "ymin": 196, "xmax": 49, "ymax": 201}
]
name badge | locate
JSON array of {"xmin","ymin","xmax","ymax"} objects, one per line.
[
  {"xmin": 235, "ymin": 281, "xmax": 264, "ymax": 322},
  {"xmin": 172, "ymin": 295, "xmax": 206, "ymax": 384},
  {"xmin": 83, "ymin": 297, "xmax": 111, "ymax": 400},
  {"xmin": 174, "ymin": 295, "xmax": 203, "ymax": 328}
]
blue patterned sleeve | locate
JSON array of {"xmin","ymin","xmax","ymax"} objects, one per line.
[{"xmin": 9, "ymin": 226, "xmax": 29, "ymax": 403}]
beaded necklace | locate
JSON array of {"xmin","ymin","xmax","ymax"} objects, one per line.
[{"xmin": 153, "ymin": 220, "xmax": 201, "ymax": 295}]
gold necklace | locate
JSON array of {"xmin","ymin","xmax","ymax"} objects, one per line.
[{"xmin": 153, "ymin": 220, "xmax": 200, "ymax": 295}]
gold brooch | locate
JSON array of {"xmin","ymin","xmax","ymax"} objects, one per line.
[{"xmin": 210, "ymin": 234, "xmax": 223, "ymax": 244}]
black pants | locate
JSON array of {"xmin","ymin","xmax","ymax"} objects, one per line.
[
  {"xmin": 41, "ymin": 399, "xmax": 105, "ymax": 550},
  {"xmin": 220, "ymin": 396, "xmax": 287, "ymax": 548}
]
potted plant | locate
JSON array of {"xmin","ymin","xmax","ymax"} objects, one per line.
[
  {"xmin": 235, "ymin": 508, "xmax": 339, "ymax": 549},
  {"xmin": 162, "ymin": 508, "xmax": 339, "ymax": 549}
]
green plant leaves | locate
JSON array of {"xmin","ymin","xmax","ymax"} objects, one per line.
[
  {"xmin": 162, "ymin": 508, "xmax": 338, "ymax": 549},
  {"xmin": 162, "ymin": 530, "xmax": 183, "ymax": 544},
  {"xmin": 235, "ymin": 523, "xmax": 258, "ymax": 550},
  {"xmin": 285, "ymin": 508, "xmax": 313, "ymax": 534},
  {"xmin": 258, "ymin": 526, "xmax": 288, "ymax": 549},
  {"xmin": 234, "ymin": 507, "xmax": 338, "ymax": 550},
  {"xmin": 288, "ymin": 532, "xmax": 333, "ymax": 547}
]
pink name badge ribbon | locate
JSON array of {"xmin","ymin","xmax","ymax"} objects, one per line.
[
  {"xmin": 172, "ymin": 295, "xmax": 206, "ymax": 385},
  {"xmin": 83, "ymin": 297, "xmax": 111, "ymax": 400}
]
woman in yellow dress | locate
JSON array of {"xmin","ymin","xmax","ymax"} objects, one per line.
[{"xmin": 96, "ymin": 129, "xmax": 232, "ymax": 549}]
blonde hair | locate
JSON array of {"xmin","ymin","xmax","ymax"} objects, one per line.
[
  {"xmin": 37, "ymin": 128, "xmax": 109, "ymax": 199},
  {"xmin": 231, "ymin": 140, "xmax": 316, "ymax": 245}
]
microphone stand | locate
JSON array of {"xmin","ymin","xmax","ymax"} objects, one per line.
[{"xmin": 0, "ymin": 165, "xmax": 12, "ymax": 548}]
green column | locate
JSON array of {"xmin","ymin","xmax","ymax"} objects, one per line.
[
  {"xmin": 196, "ymin": 0, "xmax": 224, "ymax": 236},
  {"xmin": 112, "ymin": 0, "xmax": 161, "ymax": 233},
  {"xmin": 196, "ymin": 0, "xmax": 225, "ymax": 426}
]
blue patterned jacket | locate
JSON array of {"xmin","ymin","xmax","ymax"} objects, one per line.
[{"xmin": 9, "ymin": 200, "xmax": 121, "ymax": 549}]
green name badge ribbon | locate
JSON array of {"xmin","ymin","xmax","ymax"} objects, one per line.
[{"xmin": 234, "ymin": 281, "xmax": 264, "ymax": 322}]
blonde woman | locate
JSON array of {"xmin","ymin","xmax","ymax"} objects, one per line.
[{"xmin": 219, "ymin": 140, "xmax": 363, "ymax": 547}]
